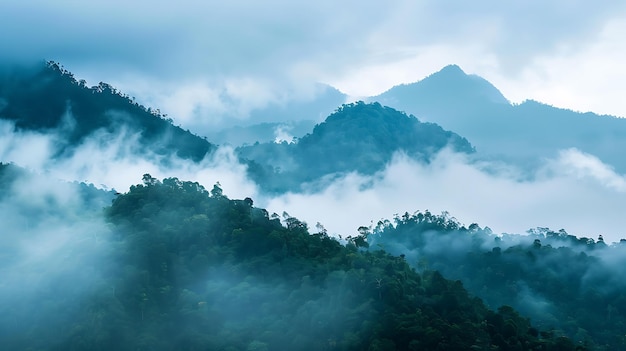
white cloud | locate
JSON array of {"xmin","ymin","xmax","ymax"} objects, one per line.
[
  {"xmin": 2, "ymin": 113, "xmax": 625, "ymax": 243},
  {"xmin": 550, "ymin": 148, "xmax": 626, "ymax": 191},
  {"xmin": 262, "ymin": 149, "xmax": 626, "ymax": 243},
  {"xmin": 273, "ymin": 124, "xmax": 295, "ymax": 144},
  {"xmin": 2, "ymin": 0, "xmax": 626, "ymax": 245},
  {"xmin": 0, "ymin": 119, "xmax": 259, "ymax": 198},
  {"xmin": 3, "ymin": 1, "xmax": 626, "ymax": 125},
  {"xmin": 0, "ymin": 164, "xmax": 112, "ymax": 336},
  {"xmin": 0, "ymin": 121, "xmax": 54, "ymax": 169},
  {"xmin": 52, "ymin": 131, "xmax": 259, "ymax": 198},
  {"xmin": 487, "ymin": 16, "xmax": 626, "ymax": 116}
]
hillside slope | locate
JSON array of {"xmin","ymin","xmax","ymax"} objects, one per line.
[
  {"xmin": 373, "ymin": 65, "xmax": 626, "ymax": 171},
  {"xmin": 0, "ymin": 174, "xmax": 581, "ymax": 350},
  {"xmin": 0, "ymin": 61, "xmax": 215, "ymax": 161},
  {"xmin": 238, "ymin": 101, "xmax": 474, "ymax": 193},
  {"xmin": 368, "ymin": 210, "xmax": 626, "ymax": 350}
]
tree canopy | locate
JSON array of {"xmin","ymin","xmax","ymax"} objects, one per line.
[
  {"xmin": 0, "ymin": 61, "xmax": 214, "ymax": 161},
  {"xmin": 368, "ymin": 210, "xmax": 626, "ymax": 350},
  {"xmin": 0, "ymin": 173, "xmax": 585, "ymax": 350},
  {"xmin": 239, "ymin": 101, "xmax": 474, "ymax": 193}
]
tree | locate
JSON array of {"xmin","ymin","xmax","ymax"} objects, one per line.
[{"xmin": 210, "ymin": 182, "xmax": 223, "ymax": 198}]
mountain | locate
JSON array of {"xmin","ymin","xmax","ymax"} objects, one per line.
[
  {"xmin": 0, "ymin": 63, "xmax": 475, "ymax": 196},
  {"xmin": 0, "ymin": 173, "xmax": 581, "ymax": 350},
  {"xmin": 0, "ymin": 62, "xmax": 611, "ymax": 349},
  {"xmin": 368, "ymin": 211, "xmax": 626, "ymax": 350},
  {"xmin": 376, "ymin": 64, "xmax": 509, "ymax": 111},
  {"xmin": 372, "ymin": 65, "xmax": 626, "ymax": 172},
  {"xmin": 0, "ymin": 61, "xmax": 215, "ymax": 161},
  {"xmin": 238, "ymin": 101, "xmax": 474, "ymax": 193}
]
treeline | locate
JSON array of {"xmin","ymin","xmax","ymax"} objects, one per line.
[
  {"xmin": 0, "ymin": 61, "xmax": 213, "ymax": 161},
  {"xmin": 368, "ymin": 210, "xmax": 626, "ymax": 350},
  {"xmin": 239, "ymin": 102, "xmax": 475, "ymax": 193},
  {"xmin": 38, "ymin": 176, "xmax": 585, "ymax": 350}
]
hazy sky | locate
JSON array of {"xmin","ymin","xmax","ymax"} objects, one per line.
[
  {"xmin": 2, "ymin": 1, "xmax": 626, "ymax": 128},
  {"xmin": 3, "ymin": 1, "xmax": 626, "ymax": 242}
]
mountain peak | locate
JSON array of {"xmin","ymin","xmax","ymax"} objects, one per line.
[
  {"xmin": 301, "ymin": 101, "xmax": 474, "ymax": 159},
  {"xmin": 420, "ymin": 65, "xmax": 501, "ymax": 98},
  {"xmin": 374, "ymin": 64, "xmax": 509, "ymax": 108},
  {"xmin": 436, "ymin": 64, "xmax": 466, "ymax": 76}
]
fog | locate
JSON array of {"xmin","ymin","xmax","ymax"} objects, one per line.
[
  {"xmin": 0, "ymin": 164, "xmax": 113, "ymax": 348},
  {"xmin": 2, "ymin": 110, "xmax": 626, "ymax": 246},
  {"xmin": 0, "ymin": 119, "xmax": 259, "ymax": 199},
  {"xmin": 4, "ymin": 102, "xmax": 626, "ymax": 348},
  {"xmin": 264, "ymin": 149, "xmax": 626, "ymax": 243},
  {"xmin": 4, "ymin": 1, "xmax": 626, "ymax": 128},
  {"xmin": 0, "ymin": 117, "xmax": 366, "ymax": 348}
]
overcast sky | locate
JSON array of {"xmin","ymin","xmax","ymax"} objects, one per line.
[
  {"xmin": 3, "ymin": 1, "xmax": 626, "ymax": 242},
  {"xmin": 2, "ymin": 1, "xmax": 626, "ymax": 129}
]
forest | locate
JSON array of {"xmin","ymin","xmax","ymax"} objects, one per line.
[
  {"xmin": 1, "ymin": 61, "xmax": 623, "ymax": 350},
  {"xmin": 367, "ymin": 211, "xmax": 626, "ymax": 350},
  {"xmin": 0, "ymin": 169, "xmax": 586, "ymax": 350},
  {"xmin": 238, "ymin": 101, "xmax": 474, "ymax": 193},
  {"xmin": 0, "ymin": 61, "xmax": 214, "ymax": 161}
]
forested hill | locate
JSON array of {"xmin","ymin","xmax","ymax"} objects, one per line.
[
  {"xmin": 372, "ymin": 65, "xmax": 626, "ymax": 171},
  {"xmin": 0, "ymin": 61, "xmax": 214, "ymax": 161},
  {"xmin": 367, "ymin": 211, "xmax": 626, "ymax": 350},
  {"xmin": 239, "ymin": 101, "xmax": 474, "ymax": 193},
  {"xmin": 0, "ymin": 173, "xmax": 583, "ymax": 350}
]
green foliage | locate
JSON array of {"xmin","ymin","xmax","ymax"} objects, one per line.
[
  {"xmin": 0, "ymin": 61, "xmax": 214, "ymax": 161},
  {"xmin": 370, "ymin": 210, "xmax": 625, "ymax": 350},
  {"xmin": 0, "ymin": 175, "xmax": 575, "ymax": 350},
  {"xmin": 239, "ymin": 101, "xmax": 474, "ymax": 193},
  {"xmin": 0, "ymin": 166, "xmax": 584, "ymax": 349}
]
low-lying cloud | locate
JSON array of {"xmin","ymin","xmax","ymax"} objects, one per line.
[
  {"xmin": 0, "ymin": 165, "xmax": 113, "ymax": 348},
  {"xmin": 2, "ymin": 114, "xmax": 626, "ymax": 243},
  {"xmin": 264, "ymin": 148, "xmax": 626, "ymax": 243},
  {"xmin": 0, "ymin": 119, "xmax": 259, "ymax": 199}
]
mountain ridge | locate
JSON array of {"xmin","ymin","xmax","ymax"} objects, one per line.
[
  {"xmin": 239, "ymin": 101, "xmax": 474, "ymax": 193},
  {"xmin": 0, "ymin": 61, "xmax": 215, "ymax": 162},
  {"xmin": 374, "ymin": 64, "xmax": 509, "ymax": 109},
  {"xmin": 369, "ymin": 64, "xmax": 626, "ymax": 172}
]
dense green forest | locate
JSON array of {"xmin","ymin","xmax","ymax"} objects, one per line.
[
  {"xmin": 367, "ymin": 211, "xmax": 626, "ymax": 350},
  {"xmin": 0, "ymin": 170, "xmax": 583, "ymax": 350},
  {"xmin": 1, "ymin": 62, "xmax": 623, "ymax": 350},
  {"xmin": 0, "ymin": 61, "xmax": 214, "ymax": 161},
  {"xmin": 239, "ymin": 101, "xmax": 474, "ymax": 193}
]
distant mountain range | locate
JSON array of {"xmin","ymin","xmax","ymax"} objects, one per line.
[
  {"xmin": 3, "ymin": 60, "xmax": 626, "ymax": 191},
  {"xmin": 0, "ymin": 61, "xmax": 473, "ymax": 194},
  {"xmin": 203, "ymin": 63, "xmax": 626, "ymax": 175},
  {"xmin": 1, "ymin": 61, "xmax": 623, "ymax": 349},
  {"xmin": 372, "ymin": 64, "xmax": 626, "ymax": 172}
]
